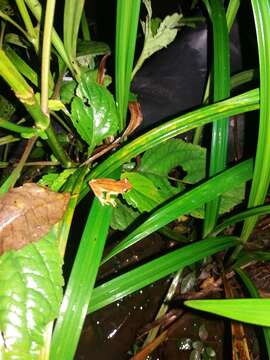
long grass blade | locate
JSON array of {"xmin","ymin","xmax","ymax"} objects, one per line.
[
  {"xmin": 115, "ymin": 0, "xmax": 141, "ymax": 131},
  {"xmin": 212, "ymin": 204, "xmax": 270, "ymax": 236},
  {"xmin": 50, "ymin": 199, "xmax": 113, "ymax": 360},
  {"xmin": 185, "ymin": 299, "xmax": 270, "ymax": 327},
  {"xmin": 88, "ymin": 236, "xmax": 239, "ymax": 314},
  {"xmin": 102, "ymin": 159, "xmax": 253, "ymax": 264},
  {"xmin": 204, "ymin": 0, "xmax": 230, "ymax": 235},
  {"xmin": 239, "ymin": 0, "xmax": 270, "ymax": 242},
  {"xmin": 235, "ymin": 268, "xmax": 270, "ymax": 355}
]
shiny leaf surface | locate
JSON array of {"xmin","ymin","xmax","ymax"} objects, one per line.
[{"xmin": 0, "ymin": 231, "xmax": 63, "ymax": 359}]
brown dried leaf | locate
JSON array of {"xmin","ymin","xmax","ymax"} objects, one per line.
[
  {"xmin": 122, "ymin": 102, "xmax": 143, "ymax": 139},
  {"xmin": 0, "ymin": 183, "xmax": 70, "ymax": 254}
]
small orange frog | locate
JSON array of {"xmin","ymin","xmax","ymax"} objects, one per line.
[{"xmin": 89, "ymin": 178, "xmax": 132, "ymax": 206}]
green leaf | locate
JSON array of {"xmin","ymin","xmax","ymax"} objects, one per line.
[
  {"xmin": 122, "ymin": 172, "xmax": 168, "ymax": 212},
  {"xmin": 72, "ymin": 71, "xmax": 119, "ymax": 147},
  {"xmin": 191, "ymin": 184, "xmax": 245, "ymax": 219},
  {"xmin": 141, "ymin": 0, "xmax": 181, "ymax": 57},
  {"xmin": 132, "ymin": 0, "xmax": 182, "ymax": 77},
  {"xmin": 71, "ymin": 96, "xmax": 94, "ymax": 148},
  {"xmin": 4, "ymin": 33, "xmax": 27, "ymax": 48},
  {"xmin": 38, "ymin": 169, "xmax": 76, "ymax": 192},
  {"xmin": 89, "ymin": 236, "xmax": 239, "ymax": 314},
  {"xmin": 77, "ymin": 40, "xmax": 110, "ymax": 57},
  {"xmin": 111, "ymin": 201, "xmax": 140, "ymax": 231},
  {"xmin": 138, "ymin": 139, "xmax": 205, "ymax": 197},
  {"xmin": 51, "ymin": 198, "xmax": 113, "ymax": 360},
  {"xmin": 0, "ymin": 231, "xmax": 63, "ymax": 359},
  {"xmin": 60, "ymin": 80, "xmax": 77, "ymax": 104},
  {"xmin": 185, "ymin": 299, "xmax": 270, "ymax": 327},
  {"xmin": 102, "ymin": 159, "xmax": 252, "ymax": 264}
]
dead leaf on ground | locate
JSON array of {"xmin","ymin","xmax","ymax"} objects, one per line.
[{"xmin": 0, "ymin": 183, "xmax": 70, "ymax": 255}]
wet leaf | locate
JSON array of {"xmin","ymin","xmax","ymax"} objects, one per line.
[
  {"xmin": 0, "ymin": 230, "xmax": 63, "ymax": 359},
  {"xmin": 71, "ymin": 71, "xmax": 119, "ymax": 147},
  {"xmin": 0, "ymin": 183, "xmax": 70, "ymax": 254}
]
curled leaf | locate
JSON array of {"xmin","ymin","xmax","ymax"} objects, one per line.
[{"xmin": 0, "ymin": 183, "xmax": 70, "ymax": 254}]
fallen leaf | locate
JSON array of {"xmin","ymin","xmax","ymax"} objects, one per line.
[{"xmin": 0, "ymin": 183, "xmax": 70, "ymax": 254}]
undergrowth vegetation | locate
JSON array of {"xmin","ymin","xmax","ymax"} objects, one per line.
[{"xmin": 0, "ymin": 0, "xmax": 270, "ymax": 359}]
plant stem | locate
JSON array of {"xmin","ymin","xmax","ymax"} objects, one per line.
[
  {"xmin": 24, "ymin": 0, "xmax": 77, "ymax": 78},
  {"xmin": 0, "ymin": 136, "xmax": 37, "ymax": 194},
  {"xmin": 0, "ymin": 118, "xmax": 38, "ymax": 135},
  {"xmin": 15, "ymin": 0, "xmax": 38, "ymax": 50},
  {"xmin": 41, "ymin": 0, "xmax": 56, "ymax": 118}
]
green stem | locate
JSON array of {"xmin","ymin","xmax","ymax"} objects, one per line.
[
  {"xmin": 81, "ymin": 9, "xmax": 90, "ymax": 40},
  {"xmin": 15, "ymin": 0, "xmax": 38, "ymax": 50},
  {"xmin": 193, "ymin": 0, "xmax": 240, "ymax": 145},
  {"xmin": 41, "ymin": 0, "xmax": 56, "ymax": 117},
  {"xmin": 24, "ymin": 0, "xmax": 77, "ymax": 78},
  {"xmin": 0, "ymin": 118, "xmax": 38, "ymax": 135}
]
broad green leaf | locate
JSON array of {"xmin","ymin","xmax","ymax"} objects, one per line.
[
  {"xmin": 111, "ymin": 200, "xmax": 139, "ymax": 231},
  {"xmin": 72, "ymin": 72, "xmax": 119, "ymax": 147},
  {"xmin": 185, "ymin": 299, "xmax": 270, "ymax": 327},
  {"xmin": 71, "ymin": 96, "xmax": 94, "ymax": 148},
  {"xmin": 0, "ymin": 231, "xmax": 63, "ymax": 359},
  {"xmin": 122, "ymin": 172, "xmax": 167, "ymax": 212},
  {"xmin": 38, "ymin": 169, "xmax": 76, "ymax": 192},
  {"xmin": 77, "ymin": 40, "xmax": 110, "ymax": 57},
  {"xmin": 138, "ymin": 139, "xmax": 205, "ymax": 197}
]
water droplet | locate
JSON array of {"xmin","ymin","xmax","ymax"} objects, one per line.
[
  {"xmin": 139, "ymin": 306, "xmax": 144, "ymax": 310},
  {"xmin": 96, "ymin": 320, "xmax": 100, "ymax": 325},
  {"xmin": 192, "ymin": 340, "xmax": 203, "ymax": 351},
  {"xmin": 199, "ymin": 324, "xmax": 208, "ymax": 341},
  {"xmin": 206, "ymin": 346, "xmax": 216, "ymax": 357},
  {"xmin": 139, "ymin": 290, "xmax": 143, "ymax": 294},
  {"xmin": 177, "ymin": 337, "xmax": 192, "ymax": 351}
]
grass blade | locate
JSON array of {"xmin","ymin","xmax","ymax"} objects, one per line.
[
  {"xmin": 50, "ymin": 199, "xmax": 113, "ymax": 360},
  {"xmin": 212, "ymin": 204, "xmax": 270, "ymax": 236},
  {"xmin": 88, "ymin": 236, "xmax": 239, "ymax": 314},
  {"xmin": 115, "ymin": 0, "xmax": 141, "ymax": 131},
  {"xmin": 204, "ymin": 0, "xmax": 230, "ymax": 235},
  {"xmin": 235, "ymin": 268, "xmax": 270, "ymax": 355},
  {"xmin": 240, "ymin": 1, "xmax": 270, "ymax": 242},
  {"xmin": 185, "ymin": 299, "xmax": 270, "ymax": 327},
  {"xmin": 102, "ymin": 159, "xmax": 253, "ymax": 264}
]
